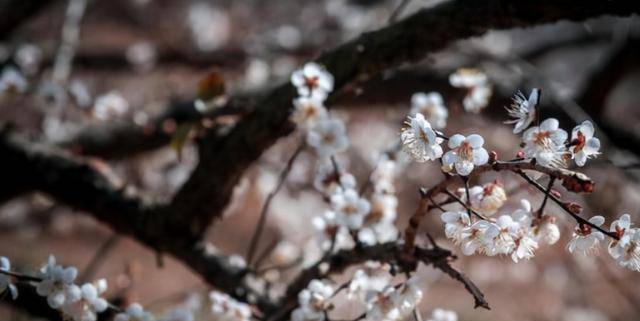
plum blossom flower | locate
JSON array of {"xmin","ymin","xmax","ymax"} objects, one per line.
[
  {"xmin": 460, "ymin": 220, "xmax": 496, "ymax": 256},
  {"xmin": 442, "ymin": 134, "xmax": 489, "ymax": 176},
  {"xmin": 93, "ymin": 91, "xmax": 129, "ymax": 121},
  {"xmin": 607, "ymin": 214, "xmax": 639, "ymax": 270},
  {"xmin": 609, "ymin": 228, "xmax": 640, "ymax": 271},
  {"xmin": 449, "ymin": 68, "xmax": 487, "ymax": 88},
  {"xmin": 0, "ymin": 67, "xmax": 28, "ymax": 94},
  {"xmin": 307, "ymin": 118, "xmax": 349, "ymax": 157},
  {"xmin": 0, "ymin": 257, "xmax": 18, "ymax": 300},
  {"xmin": 522, "ymin": 118, "xmax": 568, "ymax": 167},
  {"xmin": 410, "ymin": 92, "xmax": 448, "ymax": 129},
  {"xmin": 483, "ymin": 215, "xmax": 519, "ymax": 256},
  {"xmin": 209, "ymin": 291, "xmax": 252, "ymax": 321},
  {"xmin": 400, "ymin": 113, "xmax": 444, "ymax": 162},
  {"xmin": 505, "ymin": 89, "xmax": 539, "ymax": 134},
  {"xmin": 510, "ymin": 229, "xmax": 538, "ymax": 263},
  {"xmin": 313, "ymin": 160, "xmax": 356, "ymax": 195},
  {"xmin": 567, "ymin": 216, "xmax": 606, "ymax": 255},
  {"xmin": 365, "ymin": 286, "xmax": 401, "ymax": 321},
  {"xmin": 358, "ymin": 194, "xmax": 398, "ymax": 245},
  {"xmin": 463, "ymin": 181, "xmax": 507, "ymax": 216},
  {"xmin": 449, "ymin": 68, "xmax": 492, "ymax": 113},
  {"xmin": 427, "ymin": 308, "xmax": 458, "ymax": 321},
  {"xmin": 313, "ymin": 211, "xmax": 354, "ymax": 252},
  {"xmin": 114, "ymin": 303, "xmax": 155, "ymax": 321},
  {"xmin": 441, "ymin": 211, "xmax": 471, "ymax": 244},
  {"xmin": 36, "ymin": 255, "xmax": 81, "ymax": 309},
  {"xmin": 463, "ymin": 85, "xmax": 492, "ymax": 113},
  {"xmin": 330, "ymin": 188, "xmax": 370, "ymax": 229},
  {"xmin": 292, "ymin": 279, "xmax": 334, "ymax": 321},
  {"xmin": 347, "ymin": 262, "xmax": 392, "ymax": 303},
  {"xmin": 569, "ymin": 120, "xmax": 600, "ymax": 167},
  {"xmin": 61, "ymin": 280, "xmax": 109, "ymax": 321},
  {"xmin": 291, "ymin": 62, "xmax": 334, "ymax": 100},
  {"xmin": 533, "ymin": 215, "xmax": 560, "ymax": 245},
  {"xmin": 291, "ymin": 96, "xmax": 328, "ymax": 129}
]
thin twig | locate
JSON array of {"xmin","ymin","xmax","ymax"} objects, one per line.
[
  {"xmin": 247, "ymin": 140, "xmax": 306, "ymax": 266},
  {"xmin": 514, "ymin": 169, "xmax": 617, "ymax": 239},
  {"xmin": 443, "ymin": 189, "xmax": 488, "ymax": 220},
  {"xmin": 462, "ymin": 176, "xmax": 472, "ymax": 218},
  {"xmin": 80, "ymin": 234, "xmax": 120, "ymax": 282},
  {"xmin": 536, "ymin": 177, "xmax": 555, "ymax": 218}
]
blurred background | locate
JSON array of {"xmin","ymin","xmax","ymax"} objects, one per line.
[{"xmin": 1, "ymin": 0, "xmax": 640, "ymax": 320}]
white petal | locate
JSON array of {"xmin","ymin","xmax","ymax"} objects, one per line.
[
  {"xmin": 472, "ymin": 148, "xmax": 489, "ymax": 165},
  {"xmin": 448, "ymin": 134, "xmax": 465, "ymax": 148},
  {"xmin": 455, "ymin": 161, "xmax": 474, "ymax": 176},
  {"xmin": 466, "ymin": 134, "xmax": 484, "ymax": 148},
  {"xmin": 540, "ymin": 118, "xmax": 559, "ymax": 131},
  {"xmin": 589, "ymin": 215, "xmax": 605, "ymax": 226}
]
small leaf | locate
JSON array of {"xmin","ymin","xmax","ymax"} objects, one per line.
[{"xmin": 170, "ymin": 123, "xmax": 194, "ymax": 161}]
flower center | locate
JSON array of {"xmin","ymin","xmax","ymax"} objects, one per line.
[
  {"xmin": 458, "ymin": 141, "xmax": 473, "ymax": 160},
  {"xmin": 573, "ymin": 131, "xmax": 586, "ymax": 153},
  {"xmin": 305, "ymin": 76, "xmax": 319, "ymax": 90},
  {"xmin": 534, "ymin": 130, "xmax": 552, "ymax": 146}
]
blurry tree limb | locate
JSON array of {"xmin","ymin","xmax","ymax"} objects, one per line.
[
  {"xmin": 61, "ymin": 99, "xmax": 250, "ymax": 159},
  {"xmin": 270, "ymin": 242, "xmax": 486, "ymax": 321},
  {"xmin": 0, "ymin": 0, "xmax": 55, "ymax": 39}
]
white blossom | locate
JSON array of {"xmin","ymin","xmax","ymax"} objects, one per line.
[
  {"xmin": 61, "ymin": 280, "xmax": 109, "ymax": 321},
  {"xmin": 15, "ymin": 43, "xmax": 42, "ymax": 76},
  {"xmin": 313, "ymin": 160, "xmax": 356, "ymax": 195},
  {"xmin": 313, "ymin": 211, "xmax": 354, "ymax": 252},
  {"xmin": 460, "ymin": 220, "xmax": 496, "ymax": 256},
  {"xmin": 365, "ymin": 277, "xmax": 423, "ymax": 321},
  {"xmin": 609, "ymin": 228, "xmax": 640, "ymax": 271},
  {"xmin": 567, "ymin": 216, "xmax": 606, "ymax": 255},
  {"xmin": 442, "ymin": 134, "xmax": 489, "ymax": 176},
  {"xmin": 0, "ymin": 66, "xmax": 28, "ymax": 94},
  {"xmin": 93, "ymin": 91, "xmax": 130, "ymax": 121},
  {"xmin": 483, "ymin": 215, "xmax": 519, "ymax": 256},
  {"xmin": 427, "ymin": 308, "xmax": 458, "ymax": 321},
  {"xmin": 449, "ymin": 68, "xmax": 488, "ymax": 88},
  {"xmin": 307, "ymin": 118, "xmax": 349, "ymax": 157},
  {"xmin": 186, "ymin": 3, "xmax": 230, "ymax": 52},
  {"xmin": 462, "ymin": 181, "xmax": 507, "ymax": 216},
  {"xmin": 522, "ymin": 118, "xmax": 568, "ymax": 168},
  {"xmin": 400, "ymin": 113, "xmax": 444, "ymax": 162},
  {"xmin": 114, "ymin": 303, "xmax": 155, "ymax": 321},
  {"xmin": 330, "ymin": 188, "xmax": 370, "ymax": 229},
  {"xmin": 0, "ymin": 257, "xmax": 17, "ymax": 300},
  {"xmin": 441, "ymin": 211, "xmax": 471, "ymax": 244},
  {"xmin": 533, "ymin": 215, "xmax": 561, "ymax": 245},
  {"xmin": 36, "ymin": 255, "xmax": 81, "ymax": 309},
  {"xmin": 209, "ymin": 291, "xmax": 252, "ymax": 321},
  {"xmin": 292, "ymin": 279, "xmax": 333, "ymax": 321},
  {"xmin": 410, "ymin": 92, "xmax": 448, "ymax": 129},
  {"xmin": 347, "ymin": 262, "xmax": 392, "ymax": 303},
  {"xmin": 505, "ymin": 89, "xmax": 538, "ymax": 134},
  {"xmin": 291, "ymin": 62, "xmax": 334, "ymax": 100},
  {"xmin": 449, "ymin": 68, "xmax": 492, "ymax": 113},
  {"xmin": 607, "ymin": 214, "xmax": 640, "ymax": 271},
  {"xmin": 463, "ymin": 84, "xmax": 492, "ymax": 113},
  {"xmin": 291, "ymin": 96, "xmax": 328, "ymax": 129},
  {"xmin": 569, "ymin": 120, "xmax": 600, "ymax": 167}
]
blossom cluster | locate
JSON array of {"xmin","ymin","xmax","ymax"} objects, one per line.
[
  {"xmin": 449, "ymin": 68, "xmax": 492, "ymax": 113},
  {"xmin": 290, "ymin": 62, "xmax": 401, "ymax": 251},
  {"xmin": 400, "ymin": 76, "xmax": 636, "ymax": 271},
  {"xmin": 568, "ymin": 214, "xmax": 640, "ymax": 271}
]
